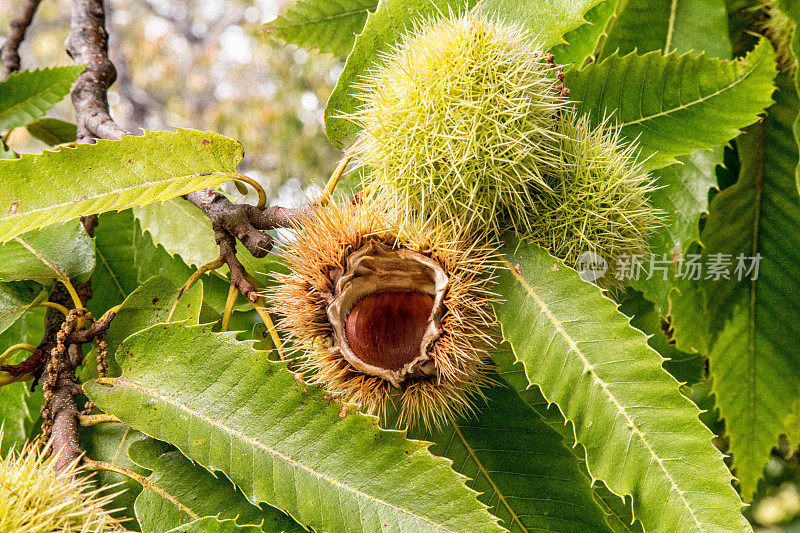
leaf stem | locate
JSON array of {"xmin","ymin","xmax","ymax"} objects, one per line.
[
  {"xmin": 318, "ymin": 153, "xmax": 353, "ymax": 207},
  {"xmin": 232, "ymin": 174, "xmax": 268, "ymax": 208},
  {"xmin": 253, "ymin": 303, "xmax": 284, "ymax": 360},
  {"xmin": 244, "ymin": 273, "xmax": 285, "ymax": 360},
  {"xmin": 61, "ymin": 278, "xmax": 85, "ymax": 311},
  {"xmin": 98, "ymin": 304, "xmax": 122, "ymax": 325},
  {"xmin": 79, "ymin": 413, "xmax": 120, "ymax": 426},
  {"xmin": 221, "ymin": 282, "xmax": 238, "ymax": 332},
  {"xmin": 0, "ymin": 343, "xmax": 36, "ymax": 365},
  {"xmin": 36, "ymin": 301, "xmax": 72, "ymax": 316},
  {"xmin": 168, "ymin": 257, "xmax": 225, "ymax": 321}
]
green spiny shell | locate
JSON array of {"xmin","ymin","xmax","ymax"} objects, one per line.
[{"xmin": 349, "ymin": 11, "xmax": 566, "ymax": 234}]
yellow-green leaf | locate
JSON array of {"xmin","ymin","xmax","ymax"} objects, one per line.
[
  {"xmin": 0, "ymin": 66, "xmax": 84, "ymax": 132},
  {"xmin": 0, "ymin": 221, "xmax": 94, "ymax": 283},
  {"xmin": 703, "ymin": 74, "xmax": 800, "ymax": 501},
  {"xmin": 0, "ymin": 129, "xmax": 245, "ymax": 242}
]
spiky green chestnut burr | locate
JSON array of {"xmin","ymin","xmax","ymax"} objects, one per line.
[
  {"xmin": 758, "ymin": 1, "xmax": 797, "ymax": 72},
  {"xmin": 347, "ymin": 11, "xmax": 567, "ymax": 234},
  {"xmin": 0, "ymin": 433, "xmax": 120, "ymax": 532},
  {"xmin": 523, "ymin": 112, "xmax": 663, "ymax": 277}
]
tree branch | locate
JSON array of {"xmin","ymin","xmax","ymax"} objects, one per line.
[
  {"xmin": 182, "ymin": 186, "xmax": 366, "ymax": 302},
  {"xmin": 49, "ymin": 343, "xmax": 84, "ymax": 472},
  {"xmin": 35, "ymin": 283, "xmax": 90, "ymax": 474},
  {"xmin": 182, "ymin": 188, "xmax": 312, "ymax": 300},
  {"xmin": 1, "ymin": 0, "xmax": 42, "ymax": 80},
  {"xmin": 34, "ymin": 0, "xmax": 126, "ymax": 475},
  {"xmin": 65, "ymin": 0, "xmax": 125, "ymax": 142},
  {"xmin": 68, "ymin": 309, "xmax": 116, "ymax": 343}
]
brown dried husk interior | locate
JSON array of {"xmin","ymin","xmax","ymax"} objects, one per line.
[{"xmin": 267, "ymin": 202, "xmax": 499, "ymax": 428}]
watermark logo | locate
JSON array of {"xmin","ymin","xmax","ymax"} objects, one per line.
[
  {"xmin": 574, "ymin": 251, "xmax": 762, "ymax": 282},
  {"xmin": 576, "ymin": 250, "xmax": 608, "ymax": 282}
]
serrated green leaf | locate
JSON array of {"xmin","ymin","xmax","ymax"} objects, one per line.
[
  {"xmin": 0, "ymin": 306, "xmax": 44, "ymax": 350},
  {"xmin": 480, "ymin": 0, "xmax": 605, "ymax": 46},
  {"xmin": 84, "ymin": 322, "xmax": 503, "ymax": 533},
  {"xmin": 493, "ymin": 347, "xmax": 642, "ymax": 533},
  {"xmin": 627, "ymin": 149, "xmax": 720, "ymax": 313},
  {"xmin": 0, "ymin": 129, "xmax": 245, "ymax": 243},
  {"xmin": 776, "ymin": 0, "xmax": 800, "ymax": 191},
  {"xmin": 131, "ymin": 219, "xmax": 243, "ymax": 315},
  {"xmin": 409, "ymin": 377, "xmax": 615, "ymax": 532},
  {"xmin": 0, "ymin": 281, "xmax": 42, "ymax": 335},
  {"xmin": 133, "ymin": 199, "xmax": 285, "ymax": 285},
  {"xmin": 134, "ymin": 199, "xmax": 221, "ymax": 268},
  {"xmin": 598, "ymin": 0, "xmax": 731, "ymax": 59},
  {"xmin": 0, "ymin": 220, "xmax": 95, "ymax": 283},
  {"xmin": 551, "ymin": 0, "xmax": 619, "ymax": 69},
  {"xmin": 91, "ymin": 208, "xmax": 240, "ymax": 320},
  {"xmin": 650, "ymin": 149, "xmax": 721, "ymax": 254},
  {"xmin": 0, "ymin": 383, "xmax": 43, "ymax": 455},
  {"xmin": 325, "ymin": 0, "xmax": 606, "ymax": 148},
  {"xmin": 703, "ymin": 73, "xmax": 800, "ymax": 501},
  {"xmin": 0, "ymin": 66, "xmax": 84, "ymax": 132},
  {"xmin": 622, "ymin": 268, "xmax": 712, "ymax": 358},
  {"xmin": 266, "ymin": 0, "xmax": 377, "ymax": 56},
  {"xmin": 79, "ymin": 424, "xmax": 149, "ymax": 531},
  {"xmin": 79, "ymin": 275, "xmax": 202, "ymax": 381},
  {"xmin": 128, "ymin": 438, "xmax": 304, "ymax": 533},
  {"xmin": 494, "ymin": 235, "xmax": 749, "ymax": 532},
  {"xmin": 26, "ymin": 118, "xmax": 77, "ymax": 146},
  {"xmin": 670, "ymin": 299, "xmax": 709, "ymax": 355},
  {"xmin": 89, "ymin": 210, "xmax": 140, "ymax": 317},
  {"xmin": 617, "ymin": 290, "xmax": 704, "ymax": 385},
  {"xmin": 566, "ymin": 38, "xmax": 777, "ymax": 170}
]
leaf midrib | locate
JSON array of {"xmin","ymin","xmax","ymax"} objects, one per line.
[
  {"xmin": 94, "ymin": 376, "xmax": 462, "ymax": 532},
  {"xmin": 452, "ymin": 423, "xmax": 527, "ymax": 532},
  {"xmin": 271, "ymin": 5, "xmax": 373, "ymax": 29},
  {"xmin": 0, "ymin": 302, "xmax": 27, "ymax": 320},
  {"xmin": 0, "ymin": 171, "xmax": 241, "ymax": 232},
  {"xmin": 746, "ymin": 119, "xmax": 766, "ymax": 462},
  {"xmin": 14, "ymin": 235, "xmax": 68, "ymax": 281},
  {"xmin": 619, "ymin": 50, "xmax": 767, "ymax": 127},
  {"xmin": 501, "ymin": 259, "xmax": 703, "ymax": 530},
  {"xmin": 0, "ymin": 308, "xmax": 23, "ymax": 320},
  {"xmin": 663, "ymin": 0, "xmax": 678, "ymax": 54}
]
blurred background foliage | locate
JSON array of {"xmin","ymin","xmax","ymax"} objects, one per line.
[
  {"xmin": 0, "ymin": 0, "xmax": 342, "ymax": 205},
  {"xmin": 749, "ymin": 444, "xmax": 800, "ymax": 532}
]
